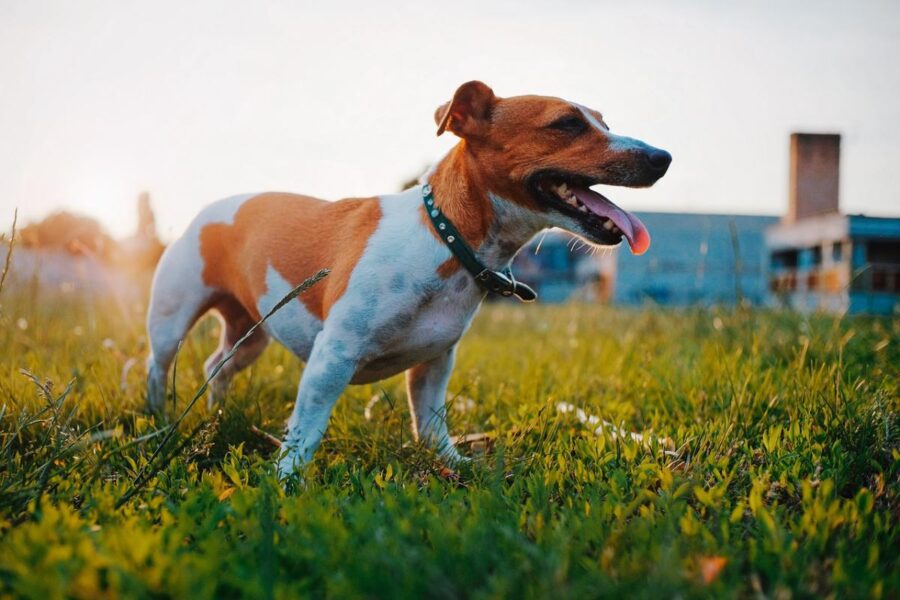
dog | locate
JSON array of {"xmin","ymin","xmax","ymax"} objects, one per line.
[{"xmin": 145, "ymin": 81, "xmax": 671, "ymax": 476}]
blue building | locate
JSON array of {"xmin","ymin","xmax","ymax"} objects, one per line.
[
  {"xmin": 614, "ymin": 212, "xmax": 778, "ymax": 306},
  {"xmin": 512, "ymin": 212, "xmax": 778, "ymax": 307}
]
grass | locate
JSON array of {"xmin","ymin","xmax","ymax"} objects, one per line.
[{"xmin": 0, "ymin": 281, "xmax": 897, "ymax": 599}]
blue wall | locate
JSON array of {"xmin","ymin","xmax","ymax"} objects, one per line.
[{"xmin": 614, "ymin": 212, "xmax": 778, "ymax": 306}]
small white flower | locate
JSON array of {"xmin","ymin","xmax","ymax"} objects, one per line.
[{"xmin": 452, "ymin": 395, "xmax": 476, "ymax": 413}]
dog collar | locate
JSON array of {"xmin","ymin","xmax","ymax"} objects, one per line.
[{"xmin": 421, "ymin": 184, "xmax": 537, "ymax": 302}]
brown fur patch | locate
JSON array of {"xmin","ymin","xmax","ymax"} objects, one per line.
[
  {"xmin": 435, "ymin": 257, "xmax": 461, "ymax": 278},
  {"xmin": 199, "ymin": 193, "xmax": 381, "ymax": 320},
  {"xmin": 421, "ymin": 142, "xmax": 497, "ymax": 278}
]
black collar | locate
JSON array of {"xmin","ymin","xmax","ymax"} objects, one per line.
[{"xmin": 421, "ymin": 184, "xmax": 537, "ymax": 302}]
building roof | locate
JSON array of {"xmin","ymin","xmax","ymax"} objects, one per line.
[{"xmin": 847, "ymin": 214, "xmax": 900, "ymax": 239}]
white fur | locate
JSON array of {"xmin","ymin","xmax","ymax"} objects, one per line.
[
  {"xmin": 258, "ymin": 265, "xmax": 322, "ymax": 361},
  {"xmin": 606, "ymin": 132, "xmax": 653, "ymax": 154},
  {"xmin": 575, "ymin": 103, "xmax": 651, "ymax": 154},
  {"xmin": 145, "ymin": 193, "xmax": 258, "ymax": 410},
  {"xmin": 575, "ymin": 103, "xmax": 608, "ymax": 133}
]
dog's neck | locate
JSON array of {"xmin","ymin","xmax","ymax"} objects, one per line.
[{"xmin": 426, "ymin": 143, "xmax": 548, "ymax": 271}]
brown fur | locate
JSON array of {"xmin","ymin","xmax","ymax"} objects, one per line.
[{"xmin": 199, "ymin": 192, "xmax": 381, "ymax": 320}]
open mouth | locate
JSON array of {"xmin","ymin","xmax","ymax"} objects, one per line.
[{"xmin": 530, "ymin": 173, "xmax": 651, "ymax": 255}]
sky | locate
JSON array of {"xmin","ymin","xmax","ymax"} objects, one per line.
[{"xmin": 1, "ymin": 0, "xmax": 898, "ymax": 240}]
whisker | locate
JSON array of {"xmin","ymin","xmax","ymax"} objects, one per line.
[{"xmin": 534, "ymin": 231, "xmax": 549, "ymax": 255}]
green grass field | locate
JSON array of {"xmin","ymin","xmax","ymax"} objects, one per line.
[{"xmin": 0, "ymin": 282, "xmax": 897, "ymax": 599}]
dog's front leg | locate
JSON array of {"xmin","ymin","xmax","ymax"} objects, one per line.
[
  {"xmin": 278, "ymin": 334, "xmax": 357, "ymax": 478},
  {"xmin": 406, "ymin": 346, "xmax": 466, "ymax": 464}
]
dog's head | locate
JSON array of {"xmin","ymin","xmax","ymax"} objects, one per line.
[{"xmin": 435, "ymin": 81, "xmax": 671, "ymax": 255}]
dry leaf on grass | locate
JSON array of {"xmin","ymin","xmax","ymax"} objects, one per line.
[{"xmin": 699, "ymin": 555, "xmax": 728, "ymax": 584}]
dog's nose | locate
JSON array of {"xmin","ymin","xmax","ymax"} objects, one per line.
[{"xmin": 646, "ymin": 148, "xmax": 672, "ymax": 175}]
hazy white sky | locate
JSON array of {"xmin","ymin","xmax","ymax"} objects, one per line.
[{"xmin": 1, "ymin": 0, "xmax": 898, "ymax": 239}]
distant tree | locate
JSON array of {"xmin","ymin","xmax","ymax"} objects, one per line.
[
  {"xmin": 19, "ymin": 211, "xmax": 116, "ymax": 261},
  {"xmin": 17, "ymin": 193, "xmax": 165, "ymax": 272}
]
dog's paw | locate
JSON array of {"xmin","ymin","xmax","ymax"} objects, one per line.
[{"xmin": 276, "ymin": 449, "xmax": 306, "ymax": 485}]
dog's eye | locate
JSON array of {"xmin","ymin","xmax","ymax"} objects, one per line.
[{"xmin": 548, "ymin": 116, "xmax": 587, "ymax": 134}]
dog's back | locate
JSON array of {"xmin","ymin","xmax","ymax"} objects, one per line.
[
  {"xmin": 145, "ymin": 191, "xmax": 381, "ymax": 410},
  {"xmin": 197, "ymin": 192, "xmax": 380, "ymax": 321}
]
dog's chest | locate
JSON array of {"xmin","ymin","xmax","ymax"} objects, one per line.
[{"xmin": 349, "ymin": 271, "xmax": 481, "ymax": 382}]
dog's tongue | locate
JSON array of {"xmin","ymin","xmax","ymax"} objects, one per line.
[{"xmin": 571, "ymin": 186, "xmax": 651, "ymax": 255}]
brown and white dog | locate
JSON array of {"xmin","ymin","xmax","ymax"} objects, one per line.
[{"xmin": 145, "ymin": 81, "xmax": 671, "ymax": 476}]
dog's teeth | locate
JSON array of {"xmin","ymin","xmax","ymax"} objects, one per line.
[
  {"xmin": 566, "ymin": 197, "xmax": 578, "ymax": 207},
  {"xmin": 603, "ymin": 220, "xmax": 614, "ymax": 230},
  {"xmin": 578, "ymin": 205, "xmax": 589, "ymax": 213},
  {"xmin": 558, "ymin": 183, "xmax": 569, "ymax": 195}
]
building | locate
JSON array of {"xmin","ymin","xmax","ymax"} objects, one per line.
[
  {"xmin": 511, "ymin": 212, "xmax": 778, "ymax": 307},
  {"xmin": 765, "ymin": 134, "xmax": 900, "ymax": 315},
  {"xmin": 615, "ymin": 212, "xmax": 777, "ymax": 306}
]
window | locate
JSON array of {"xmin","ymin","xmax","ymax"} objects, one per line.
[
  {"xmin": 867, "ymin": 241, "xmax": 900, "ymax": 293},
  {"xmin": 832, "ymin": 241, "xmax": 843, "ymax": 263},
  {"xmin": 868, "ymin": 241, "xmax": 900, "ymax": 264},
  {"xmin": 813, "ymin": 246, "xmax": 823, "ymax": 266},
  {"xmin": 799, "ymin": 246, "xmax": 822, "ymax": 268},
  {"xmin": 771, "ymin": 250, "xmax": 798, "ymax": 270}
]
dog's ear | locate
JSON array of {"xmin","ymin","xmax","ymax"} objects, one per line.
[{"xmin": 434, "ymin": 81, "xmax": 497, "ymax": 138}]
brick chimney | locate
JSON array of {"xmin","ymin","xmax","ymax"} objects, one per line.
[{"xmin": 787, "ymin": 133, "xmax": 840, "ymax": 222}]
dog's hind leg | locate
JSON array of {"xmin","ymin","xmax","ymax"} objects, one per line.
[
  {"xmin": 204, "ymin": 297, "xmax": 269, "ymax": 409},
  {"xmin": 145, "ymin": 238, "xmax": 215, "ymax": 413},
  {"xmin": 406, "ymin": 346, "xmax": 464, "ymax": 464}
]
